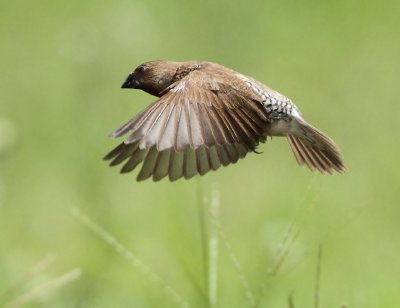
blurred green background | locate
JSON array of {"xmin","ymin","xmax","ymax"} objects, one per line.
[{"xmin": 1, "ymin": 0, "xmax": 399, "ymax": 307}]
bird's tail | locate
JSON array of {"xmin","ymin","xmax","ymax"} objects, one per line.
[{"xmin": 287, "ymin": 121, "xmax": 345, "ymax": 174}]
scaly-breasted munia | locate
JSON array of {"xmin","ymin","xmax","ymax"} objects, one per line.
[{"xmin": 104, "ymin": 61, "xmax": 345, "ymax": 181}]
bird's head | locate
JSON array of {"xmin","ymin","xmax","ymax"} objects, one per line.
[{"xmin": 121, "ymin": 61, "xmax": 183, "ymax": 97}]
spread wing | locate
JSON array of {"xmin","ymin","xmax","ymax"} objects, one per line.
[{"xmin": 104, "ymin": 70, "xmax": 269, "ymax": 181}]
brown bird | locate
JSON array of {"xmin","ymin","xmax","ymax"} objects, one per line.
[{"xmin": 104, "ymin": 60, "xmax": 345, "ymax": 181}]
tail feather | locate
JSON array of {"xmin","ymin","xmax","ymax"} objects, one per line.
[{"xmin": 287, "ymin": 122, "xmax": 345, "ymax": 174}]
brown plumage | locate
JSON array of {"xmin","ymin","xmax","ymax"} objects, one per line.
[{"xmin": 104, "ymin": 60, "xmax": 345, "ymax": 181}]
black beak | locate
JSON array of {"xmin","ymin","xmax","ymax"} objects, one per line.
[{"xmin": 121, "ymin": 73, "xmax": 140, "ymax": 89}]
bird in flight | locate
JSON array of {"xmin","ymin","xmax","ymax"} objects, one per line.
[{"xmin": 104, "ymin": 60, "xmax": 345, "ymax": 181}]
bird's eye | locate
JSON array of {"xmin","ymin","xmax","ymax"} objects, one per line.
[{"xmin": 136, "ymin": 65, "xmax": 146, "ymax": 73}]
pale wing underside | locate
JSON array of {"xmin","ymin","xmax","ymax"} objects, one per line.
[{"xmin": 104, "ymin": 71, "xmax": 269, "ymax": 181}]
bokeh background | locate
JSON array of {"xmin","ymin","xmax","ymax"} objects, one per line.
[{"xmin": 1, "ymin": 0, "xmax": 399, "ymax": 307}]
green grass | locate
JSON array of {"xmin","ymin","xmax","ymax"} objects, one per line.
[{"xmin": 1, "ymin": 0, "xmax": 400, "ymax": 307}]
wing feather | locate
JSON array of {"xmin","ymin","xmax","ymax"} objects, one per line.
[
  {"xmin": 169, "ymin": 150, "xmax": 184, "ymax": 181},
  {"xmin": 188, "ymin": 101, "xmax": 204, "ymax": 148},
  {"xmin": 195, "ymin": 100, "xmax": 214, "ymax": 147},
  {"xmin": 176, "ymin": 100, "xmax": 191, "ymax": 151},
  {"xmin": 224, "ymin": 144, "xmax": 239, "ymax": 163},
  {"xmin": 139, "ymin": 104, "xmax": 169, "ymax": 149},
  {"xmin": 109, "ymin": 142, "xmax": 139, "ymax": 166},
  {"xmin": 153, "ymin": 149, "xmax": 172, "ymax": 181},
  {"xmin": 156, "ymin": 103, "xmax": 175, "ymax": 150},
  {"xmin": 121, "ymin": 148, "xmax": 149, "ymax": 173},
  {"xmin": 110, "ymin": 103, "xmax": 158, "ymax": 138},
  {"xmin": 215, "ymin": 144, "xmax": 230, "ymax": 166},
  {"xmin": 215, "ymin": 108, "xmax": 241, "ymax": 143},
  {"xmin": 137, "ymin": 146, "xmax": 159, "ymax": 181},
  {"xmin": 208, "ymin": 146, "xmax": 221, "ymax": 170},
  {"xmin": 183, "ymin": 147, "xmax": 197, "ymax": 179},
  {"xmin": 195, "ymin": 146, "xmax": 211, "ymax": 176},
  {"xmin": 125, "ymin": 104, "xmax": 164, "ymax": 144},
  {"xmin": 158, "ymin": 104, "xmax": 177, "ymax": 151},
  {"xmin": 105, "ymin": 68, "xmax": 269, "ymax": 181},
  {"xmin": 104, "ymin": 142, "xmax": 128, "ymax": 160}
]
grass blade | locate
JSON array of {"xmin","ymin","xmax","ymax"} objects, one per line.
[
  {"xmin": 72, "ymin": 207, "xmax": 190, "ymax": 308},
  {"xmin": 208, "ymin": 188, "xmax": 219, "ymax": 307},
  {"xmin": 210, "ymin": 209, "xmax": 255, "ymax": 307},
  {"xmin": 314, "ymin": 243, "xmax": 323, "ymax": 308},
  {"xmin": 5, "ymin": 268, "xmax": 81, "ymax": 308}
]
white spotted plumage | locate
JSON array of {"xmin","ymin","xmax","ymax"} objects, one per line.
[{"xmin": 237, "ymin": 73, "xmax": 301, "ymax": 121}]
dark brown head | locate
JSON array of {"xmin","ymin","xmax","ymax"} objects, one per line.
[{"xmin": 121, "ymin": 61, "xmax": 187, "ymax": 97}]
